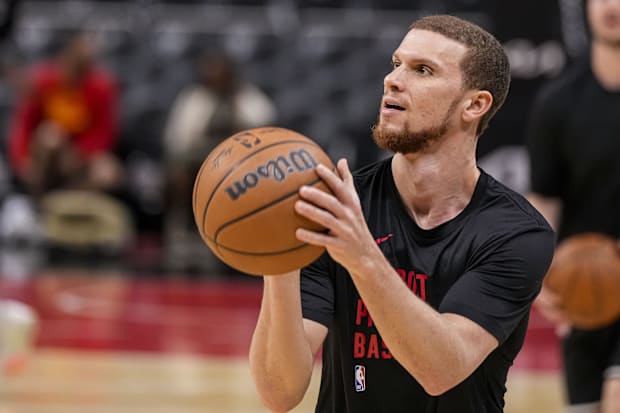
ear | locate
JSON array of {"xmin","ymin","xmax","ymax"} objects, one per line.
[{"xmin": 461, "ymin": 90, "xmax": 493, "ymax": 124}]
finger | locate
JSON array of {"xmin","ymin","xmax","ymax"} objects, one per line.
[
  {"xmin": 296, "ymin": 227, "xmax": 343, "ymax": 249},
  {"xmin": 295, "ymin": 200, "xmax": 343, "ymax": 233},
  {"xmin": 315, "ymin": 163, "xmax": 344, "ymax": 190},
  {"xmin": 337, "ymin": 159, "xmax": 360, "ymax": 204},
  {"xmin": 316, "ymin": 163, "xmax": 356, "ymax": 204},
  {"xmin": 556, "ymin": 322, "xmax": 572, "ymax": 337},
  {"xmin": 299, "ymin": 185, "xmax": 347, "ymax": 218}
]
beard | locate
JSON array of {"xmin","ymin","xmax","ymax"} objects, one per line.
[
  {"xmin": 595, "ymin": 35, "xmax": 620, "ymax": 48},
  {"xmin": 372, "ymin": 98, "xmax": 459, "ymax": 154}
]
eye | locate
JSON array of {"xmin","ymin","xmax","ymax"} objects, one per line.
[
  {"xmin": 391, "ymin": 60, "xmax": 401, "ymax": 69},
  {"xmin": 415, "ymin": 65, "xmax": 433, "ymax": 75}
]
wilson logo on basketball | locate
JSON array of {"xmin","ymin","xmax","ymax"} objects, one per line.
[{"xmin": 224, "ymin": 149, "xmax": 319, "ymax": 201}]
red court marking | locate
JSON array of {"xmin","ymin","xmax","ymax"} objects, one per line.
[{"xmin": 0, "ymin": 275, "xmax": 560, "ymax": 371}]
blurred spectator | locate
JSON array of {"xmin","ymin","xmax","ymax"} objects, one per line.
[
  {"xmin": 163, "ymin": 50, "xmax": 276, "ymax": 273},
  {"xmin": 7, "ymin": 29, "xmax": 123, "ymax": 197},
  {"xmin": 4, "ymin": 29, "xmax": 131, "ymax": 254},
  {"xmin": 527, "ymin": 0, "xmax": 620, "ymax": 411}
]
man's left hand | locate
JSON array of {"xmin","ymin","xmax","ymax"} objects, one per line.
[{"xmin": 294, "ymin": 159, "xmax": 382, "ymax": 275}]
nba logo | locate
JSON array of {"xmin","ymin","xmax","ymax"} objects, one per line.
[{"xmin": 354, "ymin": 365, "xmax": 366, "ymax": 392}]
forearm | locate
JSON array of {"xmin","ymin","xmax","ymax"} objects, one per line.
[
  {"xmin": 249, "ymin": 272, "xmax": 314, "ymax": 411},
  {"xmin": 350, "ymin": 252, "xmax": 481, "ymax": 395}
]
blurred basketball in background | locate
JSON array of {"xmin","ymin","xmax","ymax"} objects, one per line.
[
  {"xmin": 544, "ymin": 233, "xmax": 620, "ymax": 329},
  {"xmin": 0, "ymin": 299, "xmax": 39, "ymax": 376},
  {"xmin": 192, "ymin": 127, "xmax": 334, "ymax": 275}
]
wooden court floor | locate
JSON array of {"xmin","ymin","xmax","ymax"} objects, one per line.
[
  {"xmin": 0, "ymin": 271, "xmax": 565, "ymax": 412},
  {"xmin": 1, "ymin": 349, "xmax": 563, "ymax": 413}
]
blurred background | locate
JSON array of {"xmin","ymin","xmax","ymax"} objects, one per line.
[{"xmin": 0, "ymin": 0, "xmax": 585, "ymax": 411}]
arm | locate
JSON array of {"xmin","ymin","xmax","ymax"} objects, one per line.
[
  {"xmin": 295, "ymin": 161, "xmax": 506, "ymax": 395},
  {"xmin": 526, "ymin": 80, "xmax": 565, "ymax": 233},
  {"xmin": 249, "ymin": 271, "xmax": 327, "ymax": 412},
  {"xmin": 7, "ymin": 71, "xmax": 43, "ymax": 177},
  {"xmin": 527, "ymin": 194, "xmax": 571, "ymax": 332},
  {"xmin": 348, "ymin": 253, "xmax": 498, "ymax": 396},
  {"xmin": 526, "ymin": 84, "xmax": 569, "ymax": 331}
]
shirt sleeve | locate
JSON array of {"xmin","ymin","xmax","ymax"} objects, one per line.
[
  {"xmin": 300, "ymin": 251, "xmax": 335, "ymax": 328},
  {"xmin": 526, "ymin": 84, "xmax": 566, "ymax": 197},
  {"xmin": 438, "ymin": 227, "xmax": 555, "ymax": 344}
]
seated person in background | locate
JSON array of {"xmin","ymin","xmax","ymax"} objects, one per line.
[
  {"xmin": 5, "ymin": 30, "xmax": 130, "ymax": 253},
  {"xmin": 7, "ymin": 29, "xmax": 123, "ymax": 198},
  {"xmin": 163, "ymin": 50, "xmax": 276, "ymax": 273}
]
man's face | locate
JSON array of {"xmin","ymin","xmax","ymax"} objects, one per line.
[
  {"xmin": 63, "ymin": 34, "xmax": 98, "ymax": 77},
  {"xmin": 373, "ymin": 29, "xmax": 468, "ymax": 154},
  {"xmin": 588, "ymin": 0, "xmax": 620, "ymax": 47}
]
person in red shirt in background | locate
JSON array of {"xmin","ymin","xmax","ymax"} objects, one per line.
[{"xmin": 7, "ymin": 29, "xmax": 123, "ymax": 198}]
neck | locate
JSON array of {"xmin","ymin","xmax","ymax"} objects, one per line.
[
  {"xmin": 391, "ymin": 133, "xmax": 480, "ymax": 230},
  {"xmin": 591, "ymin": 41, "xmax": 620, "ymax": 90}
]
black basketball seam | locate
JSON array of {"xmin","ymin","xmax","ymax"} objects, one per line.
[
  {"xmin": 200, "ymin": 139, "xmax": 325, "ymax": 237},
  {"xmin": 192, "ymin": 160, "xmax": 209, "ymax": 215},
  {"xmin": 217, "ymin": 239, "xmax": 315, "ymax": 256},
  {"xmin": 213, "ymin": 176, "xmax": 323, "ymax": 249}
]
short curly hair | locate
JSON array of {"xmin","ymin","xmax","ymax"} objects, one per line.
[{"xmin": 409, "ymin": 15, "xmax": 511, "ymax": 136}]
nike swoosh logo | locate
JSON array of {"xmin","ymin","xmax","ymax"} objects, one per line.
[{"xmin": 375, "ymin": 234, "xmax": 394, "ymax": 245}]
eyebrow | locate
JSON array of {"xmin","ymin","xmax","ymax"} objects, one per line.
[{"xmin": 392, "ymin": 53, "xmax": 441, "ymax": 69}]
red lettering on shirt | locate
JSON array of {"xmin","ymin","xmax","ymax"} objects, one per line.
[
  {"xmin": 355, "ymin": 298, "xmax": 374, "ymax": 327},
  {"xmin": 352, "ymin": 266, "xmax": 429, "ymax": 361},
  {"xmin": 353, "ymin": 332, "xmax": 366, "ymax": 358},
  {"xmin": 352, "ymin": 332, "xmax": 395, "ymax": 360}
]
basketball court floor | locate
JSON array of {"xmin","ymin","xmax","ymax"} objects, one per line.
[{"xmin": 1, "ymin": 266, "xmax": 565, "ymax": 412}]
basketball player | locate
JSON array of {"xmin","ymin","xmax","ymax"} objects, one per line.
[
  {"xmin": 250, "ymin": 15, "xmax": 555, "ymax": 412},
  {"xmin": 527, "ymin": 0, "xmax": 620, "ymax": 412}
]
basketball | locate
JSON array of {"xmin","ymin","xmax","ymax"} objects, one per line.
[
  {"xmin": 544, "ymin": 233, "xmax": 620, "ymax": 329},
  {"xmin": 192, "ymin": 127, "xmax": 334, "ymax": 275}
]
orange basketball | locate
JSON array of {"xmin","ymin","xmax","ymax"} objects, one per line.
[
  {"xmin": 544, "ymin": 233, "xmax": 620, "ymax": 329},
  {"xmin": 192, "ymin": 127, "xmax": 334, "ymax": 275}
]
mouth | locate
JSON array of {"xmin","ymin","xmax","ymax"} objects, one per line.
[{"xmin": 382, "ymin": 98, "xmax": 406, "ymax": 113}]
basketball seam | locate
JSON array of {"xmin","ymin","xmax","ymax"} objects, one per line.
[
  {"xmin": 217, "ymin": 239, "xmax": 314, "ymax": 256},
  {"xmin": 192, "ymin": 160, "xmax": 209, "ymax": 218},
  {"xmin": 213, "ymin": 176, "xmax": 322, "ymax": 245},
  {"xmin": 200, "ymin": 139, "xmax": 324, "ymax": 238}
]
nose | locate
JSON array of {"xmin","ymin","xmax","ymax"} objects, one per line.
[{"xmin": 384, "ymin": 68, "xmax": 404, "ymax": 93}]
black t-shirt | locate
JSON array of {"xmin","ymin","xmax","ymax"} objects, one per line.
[
  {"xmin": 301, "ymin": 157, "xmax": 554, "ymax": 413},
  {"xmin": 527, "ymin": 60, "xmax": 620, "ymax": 241}
]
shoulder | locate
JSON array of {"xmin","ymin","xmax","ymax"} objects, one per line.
[
  {"xmin": 467, "ymin": 172, "xmax": 555, "ymax": 267},
  {"xmin": 534, "ymin": 60, "xmax": 590, "ymax": 108},
  {"xmin": 86, "ymin": 66, "xmax": 118, "ymax": 91},
  {"xmin": 238, "ymin": 82, "xmax": 270, "ymax": 99},
  {"xmin": 175, "ymin": 85, "xmax": 215, "ymax": 103},
  {"xmin": 475, "ymin": 171, "xmax": 553, "ymax": 234},
  {"xmin": 29, "ymin": 62, "xmax": 59, "ymax": 85}
]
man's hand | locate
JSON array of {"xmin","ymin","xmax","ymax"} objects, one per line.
[{"xmin": 294, "ymin": 159, "xmax": 382, "ymax": 276}]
